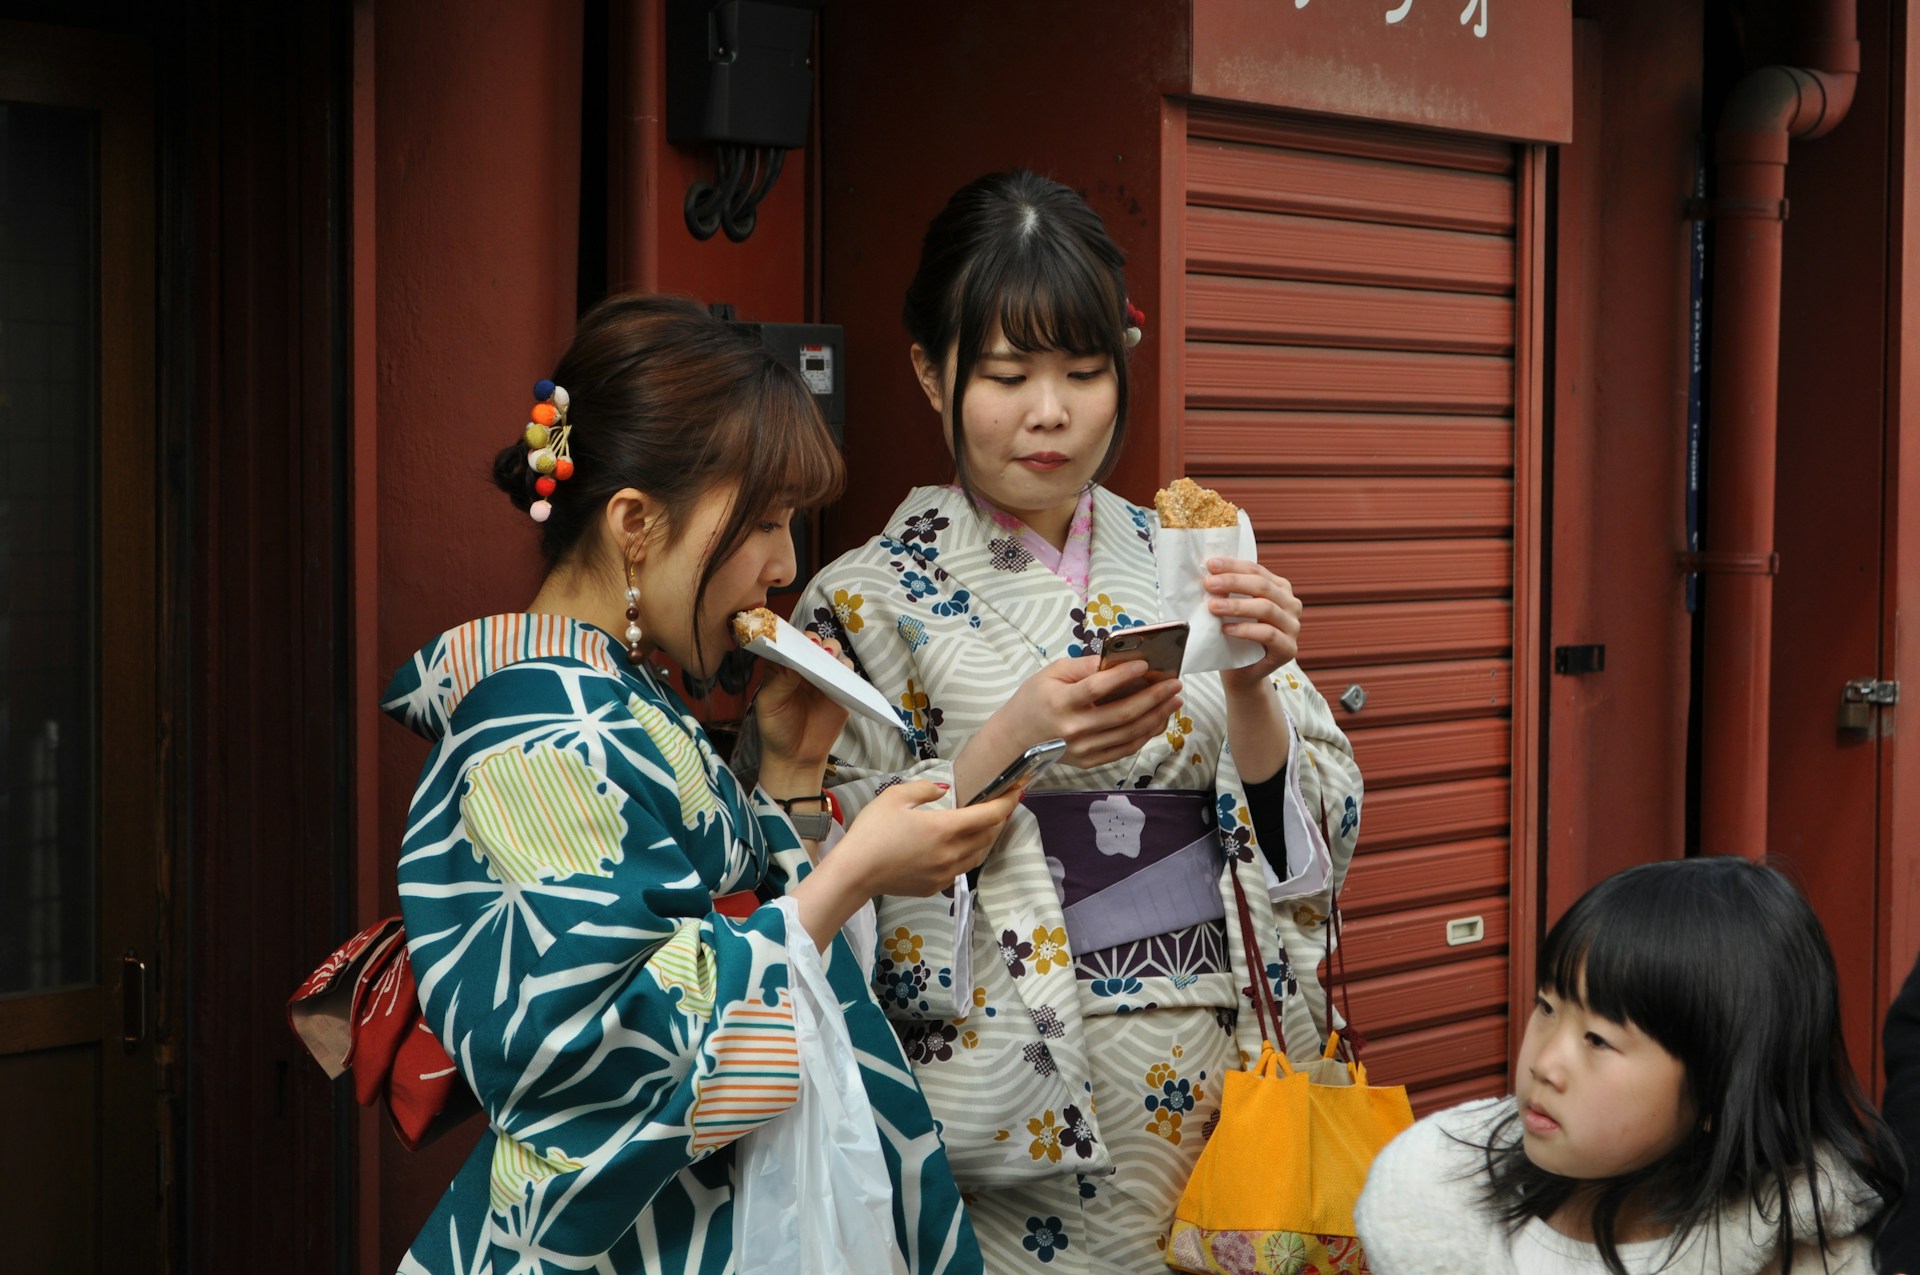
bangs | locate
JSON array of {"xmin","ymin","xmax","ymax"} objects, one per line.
[
  {"xmin": 728, "ymin": 365, "xmax": 845, "ymax": 515},
  {"xmin": 1536, "ymin": 860, "xmax": 1751, "ymax": 1059},
  {"xmin": 1538, "ymin": 876, "xmax": 1676, "ymax": 1032},
  {"xmin": 964, "ymin": 237, "xmax": 1126, "ymax": 361}
]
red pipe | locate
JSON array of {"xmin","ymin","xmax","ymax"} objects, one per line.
[{"xmin": 1698, "ymin": 9, "xmax": 1858, "ymax": 860}]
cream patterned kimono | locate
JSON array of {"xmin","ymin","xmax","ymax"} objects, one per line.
[{"xmin": 791, "ymin": 485, "xmax": 1363, "ymax": 1273}]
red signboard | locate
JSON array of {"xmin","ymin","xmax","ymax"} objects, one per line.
[{"xmin": 1190, "ymin": 0, "xmax": 1572, "ymax": 143}]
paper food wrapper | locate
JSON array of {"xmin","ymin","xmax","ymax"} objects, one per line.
[
  {"xmin": 1158, "ymin": 510, "xmax": 1266, "ymax": 676},
  {"xmin": 744, "ymin": 614, "xmax": 909, "ymax": 736}
]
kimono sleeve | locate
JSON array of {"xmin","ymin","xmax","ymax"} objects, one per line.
[
  {"xmin": 1222, "ymin": 660, "xmax": 1364, "ymax": 1046},
  {"xmin": 400, "ymin": 662, "xmax": 807, "ymax": 1264}
]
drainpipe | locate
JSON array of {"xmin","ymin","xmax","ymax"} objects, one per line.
[{"xmin": 1697, "ymin": 6, "xmax": 1858, "ymax": 861}]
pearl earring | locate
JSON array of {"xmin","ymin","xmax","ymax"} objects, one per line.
[{"xmin": 623, "ymin": 557, "xmax": 645, "ymax": 665}]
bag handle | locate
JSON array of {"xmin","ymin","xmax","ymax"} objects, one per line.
[{"xmin": 1229, "ymin": 865, "xmax": 1285, "ymax": 1053}]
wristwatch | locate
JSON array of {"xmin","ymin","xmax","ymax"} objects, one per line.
[{"xmin": 774, "ymin": 792, "xmax": 838, "ymax": 841}]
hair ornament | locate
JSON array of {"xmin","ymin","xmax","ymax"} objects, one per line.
[
  {"xmin": 521, "ymin": 380, "xmax": 575, "ymax": 522},
  {"xmin": 1124, "ymin": 299, "xmax": 1145, "ymax": 350}
]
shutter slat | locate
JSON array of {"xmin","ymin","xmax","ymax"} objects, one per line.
[
  {"xmin": 1183, "ymin": 411, "xmax": 1514, "ymax": 477},
  {"xmin": 1340, "ymin": 956, "xmax": 1509, "ymax": 1036},
  {"xmin": 1347, "ymin": 717, "xmax": 1511, "ymax": 787},
  {"xmin": 1187, "ymin": 342, "xmax": 1514, "ymax": 413},
  {"xmin": 1209, "ymin": 476, "xmax": 1514, "ymax": 541},
  {"xmin": 1187, "ymin": 138, "xmax": 1516, "ymax": 233},
  {"xmin": 1308, "ymin": 659, "xmax": 1512, "ymax": 727},
  {"xmin": 1342, "ymin": 838, "xmax": 1511, "ymax": 915},
  {"xmin": 1188, "ymin": 205, "xmax": 1514, "ymax": 294},
  {"xmin": 1357, "ymin": 778, "xmax": 1511, "ymax": 852},
  {"xmin": 1268, "ymin": 538, "xmax": 1514, "ymax": 604},
  {"xmin": 1187, "ymin": 275, "xmax": 1515, "ymax": 354}
]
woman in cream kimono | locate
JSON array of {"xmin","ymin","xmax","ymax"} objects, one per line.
[{"xmin": 788, "ymin": 172, "xmax": 1364, "ymax": 1272}]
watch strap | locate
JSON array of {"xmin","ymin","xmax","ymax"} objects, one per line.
[{"xmin": 785, "ymin": 810, "xmax": 832, "ymax": 840}]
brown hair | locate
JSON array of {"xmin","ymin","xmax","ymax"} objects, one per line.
[{"xmin": 494, "ymin": 294, "xmax": 843, "ymax": 665}]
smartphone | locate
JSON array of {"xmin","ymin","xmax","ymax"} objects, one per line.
[
  {"xmin": 965, "ymin": 737, "xmax": 1068, "ymax": 807},
  {"xmin": 1095, "ymin": 620, "xmax": 1189, "ymax": 703},
  {"xmin": 963, "ymin": 738, "xmax": 1066, "ymax": 889}
]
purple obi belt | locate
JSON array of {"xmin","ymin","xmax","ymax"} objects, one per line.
[{"xmin": 1023, "ymin": 789, "xmax": 1229, "ymax": 982}]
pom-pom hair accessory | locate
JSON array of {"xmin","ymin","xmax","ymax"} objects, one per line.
[
  {"xmin": 522, "ymin": 379, "xmax": 576, "ymax": 522},
  {"xmin": 1124, "ymin": 299, "xmax": 1146, "ymax": 350}
]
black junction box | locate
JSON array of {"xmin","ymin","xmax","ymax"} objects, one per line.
[{"xmin": 665, "ymin": 0, "xmax": 820, "ymax": 149}]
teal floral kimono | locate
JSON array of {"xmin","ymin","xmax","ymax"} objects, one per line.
[{"xmin": 382, "ymin": 614, "xmax": 979, "ymax": 1275}]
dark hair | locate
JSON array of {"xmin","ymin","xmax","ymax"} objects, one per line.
[
  {"xmin": 901, "ymin": 169, "xmax": 1132, "ymax": 501},
  {"xmin": 1477, "ymin": 857, "xmax": 1902, "ymax": 1272},
  {"xmin": 493, "ymin": 294, "xmax": 843, "ymax": 667}
]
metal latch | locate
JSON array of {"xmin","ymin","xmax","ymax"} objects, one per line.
[{"xmin": 1839, "ymin": 679, "xmax": 1900, "ymax": 735}]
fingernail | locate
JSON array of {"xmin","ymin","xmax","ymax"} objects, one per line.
[
  {"xmin": 934, "ymin": 782, "xmax": 951, "ymax": 790},
  {"xmin": 1208, "ymin": 558, "xmax": 1224, "ymax": 570}
]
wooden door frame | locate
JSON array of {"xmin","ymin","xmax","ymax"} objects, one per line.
[{"xmin": 0, "ymin": 16, "xmax": 164, "ymax": 1269}]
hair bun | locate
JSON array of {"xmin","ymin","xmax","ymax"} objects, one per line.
[{"xmin": 492, "ymin": 440, "xmax": 536, "ymax": 511}]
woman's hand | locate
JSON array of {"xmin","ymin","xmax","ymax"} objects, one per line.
[
  {"xmin": 1206, "ymin": 557, "xmax": 1303, "ymax": 696},
  {"xmin": 1206, "ymin": 556, "xmax": 1302, "ymax": 783},
  {"xmin": 837, "ymin": 780, "xmax": 1023, "ymax": 897},
  {"xmin": 752, "ymin": 633, "xmax": 851, "ymax": 793},
  {"xmin": 790, "ymin": 780, "xmax": 1024, "ymax": 945},
  {"xmin": 953, "ymin": 655, "xmax": 1183, "ymax": 801}
]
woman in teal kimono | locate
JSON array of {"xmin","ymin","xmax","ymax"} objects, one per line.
[
  {"xmin": 385, "ymin": 296, "xmax": 1018, "ymax": 1275},
  {"xmin": 774, "ymin": 173, "xmax": 1366, "ymax": 1272}
]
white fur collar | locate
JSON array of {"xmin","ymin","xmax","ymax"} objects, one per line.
[{"xmin": 1354, "ymin": 1097, "xmax": 1880, "ymax": 1274}]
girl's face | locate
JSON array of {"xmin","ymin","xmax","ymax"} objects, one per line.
[
  {"xmin": 1514, "ymin": 983, "xmax": 1693, "ymax": 1180},
  {"xmin": 633, "ymin": 480, "xmax": 796, "ymax": 677},
  {"xmin": 913, "ymin": 323, "xmax": 1118, "ymax": 531}
]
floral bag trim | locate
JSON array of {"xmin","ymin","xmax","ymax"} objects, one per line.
[{"xmin": 1165, "ymin": 1222, "xmax": 1372, "ymax": 1275}]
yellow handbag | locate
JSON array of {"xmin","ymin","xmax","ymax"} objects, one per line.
[{"xmin": 1165, "ymin": 873, "xmax": 1414, "ymax": 1274}]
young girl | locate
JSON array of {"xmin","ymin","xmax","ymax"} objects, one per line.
[
  {"xmin": 754, "ymin": 170, "xmax": 1364, "ymax": 1272},
  {"xmin": 1354, "ymin": 856, "xmax": 1902, "ymax": 1274},
  {"xmin": 386, "ymin": 296, "xmax": 1021, "ymax": 1274}
]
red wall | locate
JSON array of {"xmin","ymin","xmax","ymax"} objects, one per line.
[
  {"xmin": 816, "ymin": 2, "xmax": 1190, "ymax": 556},
  {"xmin": 365, "ymin": 2, "xmax": 583, "ymax": 1265},
  {"xmin": 1544, "ymin": 3, "xmax": 1702, "ymax": 922}
]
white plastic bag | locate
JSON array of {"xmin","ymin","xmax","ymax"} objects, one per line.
[
  {"xmin": 1157, "ymin": 510, "xmax": 1266, "ymax": 675},
  {"xmin": 732, "ymin": 898, "xmax": 907, "ymax": 1275}
]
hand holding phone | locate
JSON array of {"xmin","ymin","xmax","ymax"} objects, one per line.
[
  {"xmin": 966, "ymin": 737, "xmax": 1067, "ymax": 806},
  {"xmin": 1095, "ymin": 620, "xmax": 1189, "ymax": 704},
  {"xmin": 961, "ymin": 738, "xmax": 1065, "ymax": 888}
]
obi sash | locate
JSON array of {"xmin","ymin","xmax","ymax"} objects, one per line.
[{"xmin": 1024, "ymin": 789, "xmax": 1227, "ymax": 974}]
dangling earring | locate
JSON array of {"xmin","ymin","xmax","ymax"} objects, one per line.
[{"xmin": 623, "ymin": 554, "xmax": 645, "ymax": 666}]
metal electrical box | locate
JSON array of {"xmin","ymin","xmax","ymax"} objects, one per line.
[
  {"xmin": 665, "ymin": 0, "xmax": 820, "ymax": 148},
  {"xmin": 742, "ymin": 321, "xmax": 845, "ymax": 447}
]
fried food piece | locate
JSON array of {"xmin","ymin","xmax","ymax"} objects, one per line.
[
  {"xmin": 1154, "ymin": 477, "xmax": 1240, "ymax": 529},
  {"xmin": 731, "ymin": 606, "xmax": 780, "ymax": 647}
]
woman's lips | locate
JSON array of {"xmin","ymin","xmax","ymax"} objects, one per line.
[
  {"xmin": 1521, "ymin": 1105, "xmax": 1561, "ymax": 1136},
  {"xmin": 1017, "ymin": 454, "xmax": 1069, "ymax": 472}
]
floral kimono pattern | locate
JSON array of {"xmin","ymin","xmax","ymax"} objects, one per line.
[
  {"xmin": 382, "ymin": 613, "xmax": 979, "ymax": 1275},
  {"xmin": 790, "ymin": 486, "xmax": 1364, "ymax": 1274}
]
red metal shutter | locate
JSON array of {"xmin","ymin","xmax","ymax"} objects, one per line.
[{"xmin": 1175, "ymin": 104, "xmax": 1522, "ymax": 1112}]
